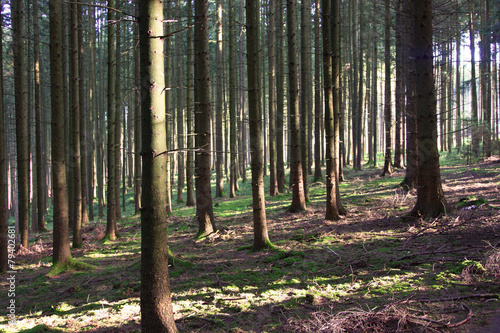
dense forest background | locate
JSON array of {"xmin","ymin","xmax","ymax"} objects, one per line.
[{"xmin": 0, "ymin": 0, "xmax": 499, "ymax": 331}]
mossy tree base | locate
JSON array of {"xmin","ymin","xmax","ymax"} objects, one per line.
[{"xmin": 47, "ymin": 257, "xmax": 95, "ymax": 277}]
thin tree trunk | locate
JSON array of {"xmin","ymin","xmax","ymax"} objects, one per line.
[
  {"xmin": 176, "ymin": 0, "xmax": 185, "ymax": 203},
  {"xmin": 194, "ymin": 0, "xmax": 217, "ymax": 238},
  {"xmin": 134, "ymin": 0, "xmax": 142, "ymax": 213},
  {"xmin": 185, "ymin": 0, "xmax": 195, "ymax": 206},
  {"xmin": 0, "ymin": 0, "xmax": 8, "ymax": 272},
  {"xmin": 33, "ymin": 0, "xmax": 47, "ymax": 232},
  {"xmin": 215, "ymin": 0, "xmax": 224, "ymax": 197},
  {"xmin": 469, "ymin": 1, "xmax": 479, "ymax": 158},
  {"xmin": 455, "ymin": 17, "xmax": 462, "ymax": 154},
  {"xmin": 70, "ymin": 0, "xmax": 82, "ymax": 248},
  {"xmin": 106, "ymin": 0, "xmax": 117, "ymax": 240},
  {"xmin": 394, "ymin": 0, "xmax": 405, "ymax": 169},
  {"xmin": 246, "ymin": 0, "xmax": 271, "ymax": 250},
  {"xmin": 287, "ymin": 0, "xmax": 306, "ymax": 213},
  {"xmin": 12, "ymin": 0, "xmax": 29, "ymax": 248},
  {"xmin": 313, "ymin": 0, "xmax": 323, "ymax": 181},
  {"xmin": 300, "ymin": 0, "xmax": 311, "ymax": 202},
  {"xmin": 276, "ymin": 0, "xmax": 285, "ymax": 193},
  {"xmin": 268, "ymin": 0, "xmax": 278, "ymax": 196},
  {"xmin": 381, "ymin": 0, "xmax": 393, "ymax": 177},
  {"xmin": 139, "ymin": 1, "xmax": 178, "ymax": 331},
  {"xmin": 480, "ymin": 0, "xmax": 491, "ymax": 157}
]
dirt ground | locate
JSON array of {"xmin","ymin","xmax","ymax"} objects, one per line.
[{"xmin": 1, "ymin": 156, "xmax": 499, "ymax": 332}]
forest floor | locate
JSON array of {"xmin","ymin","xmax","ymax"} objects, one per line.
[{"xmin": 1, "ymin": 153, "xmax": 500, "ymax": 333}]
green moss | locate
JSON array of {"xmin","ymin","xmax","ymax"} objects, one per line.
[
  {"xmin": 47, "ymin": 257, "xmax": 95, "ymax": 277},
  {"xmin": 16, "ymin": 325, "xmax": 63, "ymax": 333}
]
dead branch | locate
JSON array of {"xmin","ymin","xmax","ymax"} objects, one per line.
[
  {"xmin": 395, "ymin": 246, "xmax": 488, "ymax": 261},
  {"xmin": 407, "ymin": 293, "xmax": 499, "ymax": 303}
]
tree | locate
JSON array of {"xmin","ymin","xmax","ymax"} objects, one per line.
[
  {"xmin": 12, "ymin": 0, "xmax": 29, "ymax": 249},
  {"xmin": 268, "ymin": 0, "xmax": 278, "ymax": 197},
  {"xmin": 106, "ymin": 0, "xmax": 118, "ymax": 240},
  {"xmin": 410, "ymin": 0, "xmax": 447, "ymax": 218},
  {"xmin": 139, "ymin": 0, "xmax": 178, "ymax": 331},
  {"xmin": 194, "ymin": 0, "xmax": 217, "ymax": 238},
  {"xmin": 215, "ymin": 0, "xmax": 224, "ymax": 198},
  {"xmin": 380, "ymin": 0, "xmax": 393, "ymax": 177},
  {"xmin": 134, "ymin": 0, "xmax": 142, "ymax": 214},
  {"xmin": 276, "ymin": 0, "xmax": 285, "ymax": 193},
  {"xmin": 480, "ymin": 0, "xmax": 492, "ymax": 157},
  {"xmin": 34, "ymin": 0, "xmax": 47, "ymax": 232},
  {"xmin": 469, "ymin": 0, "xmax": 479, "ymax": 158},
  {"xmin": 0, "ymin": 0, "xmax": 8, "ymax": 272},
  {"xmin": 313, "ymin": 0, "xmax": 323, "ymax": 182},
  {"xmin": 49, "ymin": 0, "xmax": 72, "ymax": 273},
  {"xmin": 185, "ymin": 0, "xmax": 195, "ymax": 207},
  {"xmin": 287, "ymin": 0, "xmax": 306, "ymax": 212},
  {"xmin": 246, "ymin": 0, "xmax": 272, "ymax": 250},
  {"xmin": 70, "ymin": 0, "xmax": 83, "ymax": 248}
]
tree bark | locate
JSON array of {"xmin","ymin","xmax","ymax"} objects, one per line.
[
  {"xmin": 185, "ymin": 0, "xmax": 195, "ymax": 206},
  {"xmin": 12, "ymin": 0, "xmax": 29, "ymax": 248},
  {"xmin": 381, "ymin": 0, "xmax": 393, "ymax": 177},
  {"xmin": 246, "ymin": 0, "xmax": 271, "ymax": 250},
  {"xmin": 194, "ymin": 0, "xmax": 217, "ymax": 238},
  {"xmin": 50, "ymin": 0, "xmax": 72, "ymax": 270},
  {"xmin": 410, "ymin": 0, "xmax": 447, "ymax": 218},
  {"xmin": 106, "ymin": 0, "xmax": 117, "ymax": 240},
  {"xmin": 139, "ymin": 1, "xmax": 178, "ymax": 331},
  {"xmin": 215, "ymin": 0, "xmax": 224, "ymax": 197},
  {"xmin": 0, "ymin": 0, "xmax": 8, "ymax": 272},
  {"xmin": 276, "ymin": 0, "xmax": 285, "ymax": 193},
  {"xmin": 268, "ymin": 0, "xmax": 278, "ymax": 197},
  {"xmin": 287, "ymin": 0, "xmax": 306, "ymax": 213}
]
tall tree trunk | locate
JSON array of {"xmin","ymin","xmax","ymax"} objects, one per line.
[
  {"xmin": 469, "ymin": 1, "xmax": 479, "ymax": 158},
  {"xmin": 185, "ymin": 0, "xmax": 195, "ymax": 206},
  {"xmin": 70, "ymin": 0, "xmax": 82, "ymax": 248},
  {"xmin": 134, "ymin": 0, "xmax": 142, "ymax": 213},
  {"xmin": 371, "ymin": 0, "xmax": 378, "ymax": 168},
  {"xmin": 164, "ymin": 1, "xmax": 173, "ymax": 215},
  {"xmin": 176, "ymin": 0, "xmax": 185, "ymax": 203},
  {"xmin": 194, "ymin": 0, "xmax": 217, "ymax": 238},
  {"xmin": 49, "ymin": 0, "xmax": 72, "ymax": 271},
  {"xmin": 0, "ymin": 0, "xmax": 8, "ymax": 272},
  {"xmin": 139, "ymin": 1, "xmax": 178, "ymax": 331},
  {"xmin": 480, "ymin": 0, "xmax": 492, "ymax": 157},
  {"xmin": 410, "ymin": 0, "xmax": 447, "ymax": 218},
  {"xmin": 313, "ymin": 0, "xmax": 323, "ymax": 181},
  {"xmin": 381, "ymin": 0, "xmax": 393, "ymax": 176},
  {"xmin": 87, "ymin": 0, "xmax": 97, "ymax": 221},
  {"xmin": 12, "ymin": 0, "xmax": 29, "ymax": 248},
  {"xmin": 276, "ymin": 0, "xmax": 285, "ymax": 193},
  {"xmin": 115, "ymin": 17, "xmax": 122, "ymax": 219},
  {"xmin": 300, "ymin": 0, "xmax": 312, "ymax": 202},
  {"xmin": 323, "ymin": 0, "xmax": 341, "ymax": 221},
  {"xmin": 287, "ymin": 0, "xmax": 306, "ymax": 213},
  {"xmin": 455, "ymin": 17, "xmax": 462, "ymax": 154},
  {"xmin": 106, "ymin": 0, "xmax": 117, "ymax": 240},
  {"xmin": 401, "ymin": 0, "xmax": 417, "ymax": 190},
  {"xmin": 268, "ymin": 0, "xmax": 278, "ymax": 196},
  {"xmin": 394, "ymin": 0, "xmax": 405, "ymax": 169},
  {"xmin": 246, "ymin": 0, "xmax": 271, "ymax": 250},
  {"xmin": 78, "ymin": 3, "xmax": 88, "ymax": 227},
  {"xmin": 215, "ymin": 0, "xmax": 224, "ymax": 197},
  {"xmin": 33, "ymin": 0, "xmax": 47, "ymax": 232}
]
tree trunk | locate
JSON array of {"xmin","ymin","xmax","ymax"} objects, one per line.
[
  {"xmin": 287, "ymin": 0, "xmax": 306, "ymax": 213},
  {"xmin": 49, "ymin": 0, "xmax": 72, "ymax": 271},
  {"xmin": 268, "ymin": 0, "xmax": 278, "ymax": 196},
  {"xmin": 469, "ymin": 1, "xmax": 479, "ymax": 158},
  {"xmin": 381, "ymin": 0, "xmax": 393, "ymax": 177},
  {"xmin": 246, "ymin": 0, "xmax": 271, "ymax": 250},
  {"xmin": 455, "ymin": 18, "xmax": 462, "ymax": 154},
  {"xmin": 215, "ymin": 0, "xmax": 224, "ymax": 197},
  {"xmin": 323, "ymin": 0, "xmax": 341, "ymax": 221},
  {"xmin": 185, "ymin": 0, "xmax": 195, "ymax": 206},
  {"xmin": 139, "ymin": 1, "xmax": 178, "ymax": 331},
  {"xmin": 300, "ymin": 0, "xmax": 312, "ymax": 202},
  {"xmin": 33, "ymin": 0, "xmax": 47, "ymax": 232},
  {"xmin": 70, "ymin": 0, "xmax": 82, "ymax": 248},
  {"xmin": 480, "ymin": 0, "xmax": 491, "ymax": 157},
  {"xmin": 276, "ymin": 0, "xmax": 285, "ymax": 193},
  {"xmin": 134, "ymin": 0, "xmax": 142, "ymax": 214},
  {"xmin": 401, "ymin": 0, "xmax": 417, "ymax": 190},
  {"xmin": 394, "ymin": 0, "xmax": 405, "ymax": 169},
  {"xmin": 12, "ymin": 0, "xmax": 29, "ymax": 248},
  {"xmin": 194, "ymin": 0, "xmax": 217, "ymax": 238},
  {"xmin": 176, "ymin": 0, "xmax": 185, "ymax": 203},
  {"xmin": 410, "ymin": 0, "xmax": 447, "ymax": 218},
  {"xmin": 106, "ymin": 0, "xmax": 117, "ymax": 240},
  {"xmin": 78, "ymin": 3, "xmax": 88, "ymax": 227},
  {"xmin": 0, "ymin": 0, "xmax": 8, "ymax": 272}
]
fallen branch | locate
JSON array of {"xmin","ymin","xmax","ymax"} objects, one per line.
[
  {"xmin": 395, "ymin": 246, "xmax": 487, "ymax": 261},
  {"xmin": 407, "ymin": 293, "xmax": 499, "ymax": 303}
]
